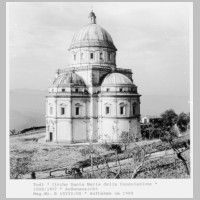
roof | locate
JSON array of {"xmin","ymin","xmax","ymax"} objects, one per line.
[
  {"xmin": 51, "ymin": 72, "xmax": 86, "ymax": 87},
  {"xmin": 69, "ymin": 13, "xmax": 117, "ymax": 50},
  {"xmin": 101, "ymin": 73, "xmax": 133, "ymax": 86}
]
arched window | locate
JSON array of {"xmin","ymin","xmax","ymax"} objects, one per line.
[
  {"xmin": 120, "ymin": 106, "xmax": 125, "ymax": 115},
  {"xmin": 90, "ymin": 52, "xmax": 94, "ymax": 59},
  {"xmin": 100, "ymin": 52, "xmax": 103, "ymax": 60},
  {"xmin": 104, "ymin": 103, "xmax": 111, "ymax": 115},
  {"xmin": 75, "ymin": 103, "xmax": 82, "ymax": 116},
  {"xmin": 59, "ymin": 103, "xmax": 67, "ymax": 115},
  {"xmin": 119, "ymin": 103, "xmax": 126, "ymax": 115}
]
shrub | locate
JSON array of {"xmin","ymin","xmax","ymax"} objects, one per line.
[
  {"xmin": 120, "ymin": 131, "xmax": 135, "ymax": 150},
  {"xmin": 10, "ymin": 156, "xmax": 32, "ymax": 179},
  {"xmin": 79, "ymin": 147, "xmax": 92, "ymax": 157}
]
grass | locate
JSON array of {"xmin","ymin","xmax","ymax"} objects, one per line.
[
  {"xmin": 9, "ymin": 131, "xmax": 190, "ymax": 179},
  {"xmin": 10, "ymin": 133, "xmax": 109, "ymax": 174}
]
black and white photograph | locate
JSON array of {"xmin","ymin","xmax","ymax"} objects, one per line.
[{"xmin": 7, "ymin": 1, "xmax": 193, "ymax": 198}]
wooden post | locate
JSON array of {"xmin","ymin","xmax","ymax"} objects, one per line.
[{"xmin": 91, "ymin": 154, "xmax": 94, "ymax": 178}]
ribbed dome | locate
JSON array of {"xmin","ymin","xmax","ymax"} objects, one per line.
[
  {"xmin": 102, "ymin": 73, "xmax": 133, "ymax": 86},
  {"xmin": 52, "ymin": 72, "xmax": 85, "ymax": 87},
  {"xmin": 69, "ymin": 23, "xmax": 117, "ymax": 50}
]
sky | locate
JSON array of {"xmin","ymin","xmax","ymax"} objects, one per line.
[{"xmin": 8, "ymin": 2, "xmax": 191, "ymax": 97}]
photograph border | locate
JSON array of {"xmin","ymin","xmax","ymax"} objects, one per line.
[{"xmin": 1, "ymin": 0, "xmax": 199, "ymax": 199}]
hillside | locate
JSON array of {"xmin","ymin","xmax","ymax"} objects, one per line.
[{"xmin": 9, "ymin": 89, "xmax": 46, "ymax": 131}]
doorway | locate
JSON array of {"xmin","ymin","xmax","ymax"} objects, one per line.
[{"xmin": 49, "ymin": 132, "xmax": 53, "ymax": 141}]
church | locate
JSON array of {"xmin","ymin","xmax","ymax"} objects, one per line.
[{"xmin": 45, "ymin": 11, "xmax": 141, "ymax": 143}]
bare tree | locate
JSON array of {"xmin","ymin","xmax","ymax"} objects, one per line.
[
  {"xmin": 160, "ymin": 128, "xmax": 190, "ymax": 175},
  {"xmin": 120, "ymin": 131, "xmax": 134, "ymax": 150}
]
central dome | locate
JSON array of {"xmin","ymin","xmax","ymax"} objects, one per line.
[{"xmin": 69, "ymin": 12, "xmax": 117, "ymax": 51}]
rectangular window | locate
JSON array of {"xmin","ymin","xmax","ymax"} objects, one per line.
[
  {"xmin": 106, "ymin": 88, "xmax": 110, "ymax": 92},
  {"xmin": 90, "ymin": 53, "xmax": 94, "ymax": 59},
  {"xmin": 62, "ymin": 89, "xmax": 65, "ymax": 92},
  {"xmin": 108, "ymin": 53, "xmax": 111, "ymax": 61},
  {"xmin": 75, "ymin": 88, "xmax": 78, "ymax": 92},
  {"xmin": 75, "ymin": 107, "xmax": 80, "ymax": 115},
  {"xmin": 119, "ymin": 88, "xmax": 123, "ymax": 92},
  {"xmin": 50, "ymin": 107, "xmax": 53, "ymax": 115},
  {"xmin": 120, "ymin": 106, "xmax": 125, "ymax": 115},
  {"xmin": 133, "ymin": 105, "xmax": 136, "ymax": 115},
  {"xmin": 74, "ymin": 54, "xmax": 76, "ymax": 60},
  {"xmin": 60, "ymin": 107, "xmax": 65, "ymax": 115},
  {"xmin": 106, "ymin": 106, "xmax": 110, "ymax": 114}
]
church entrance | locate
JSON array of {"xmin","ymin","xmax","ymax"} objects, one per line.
[{"xmin": 49, "ymin": 132, "xmax": 53, "ymax": 141}]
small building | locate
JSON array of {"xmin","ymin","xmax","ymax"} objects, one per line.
[{"xmin": 141, "ymin": 116, "xmax": 150, "ymax": 124}]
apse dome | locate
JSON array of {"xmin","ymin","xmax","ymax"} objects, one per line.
[
  {"xmin": 69, "ymin": 11, "xmax": 117, "ymax": 51},
  {"xmin": 101, "ymin": 73, "xmax": 133, "ymax": 86},
  {"xmin": 52, "ymin": 72, "xmax": 85, "ymax": 87}
]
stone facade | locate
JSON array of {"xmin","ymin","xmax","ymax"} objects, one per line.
[{"xmin": 46, "ymin": 11, "xmax": 141, "ymax": 143}]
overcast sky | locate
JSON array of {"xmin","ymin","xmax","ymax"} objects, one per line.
[{"xmin": 8, "ymin": 2, "xmax": 191, "ymax": 97}]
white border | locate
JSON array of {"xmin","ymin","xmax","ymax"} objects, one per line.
[{"xmin": 6, "ymin": 2, "xmax": 193, "ymax": 198}]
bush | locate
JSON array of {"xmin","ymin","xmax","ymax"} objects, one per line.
[
  {"xmin": 10, "ymin": 156, "xmax": 32, "ymax": 179},
  {"xmin": 79, "ymin": 147, "xmax": 92, "ymax": 157}
]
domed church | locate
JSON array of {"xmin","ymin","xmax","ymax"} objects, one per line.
[{"xmin": 46, "ymin": 11, "xmax": 141, "ymax": 143}]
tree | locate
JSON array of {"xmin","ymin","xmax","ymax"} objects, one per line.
[
  {"xmin": 120, "ymin": 131, "xmax": 135, "ymax": 150},
  {"xmin": 160, "ymin": 128, "xmax": 190, "ymax": 175},
  {"xmin": 161, "ymin": 109, "xmax": 178, "ymax": 126},
  {"xmin": 177, "ymin": 112, "xmax": 190, "ymax": 132}
]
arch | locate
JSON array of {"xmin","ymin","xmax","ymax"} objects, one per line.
[
  {"xmin": 100, "ymin": 52, "xmax": 104, "ymax": 61},
  {"xmin": 59, "ymin": 103, "xmax": 67, "ymax": 106},
  {"xmin": 119, "ymin": 102, "xmax": 127, "ymax": 107},
  {"xmin": 119, "ymin": 102, "xmax": 127, "ymax": 115},
  {"xmin": 75, "ymin": 103, "xmax": 82, "ymax": 107}
]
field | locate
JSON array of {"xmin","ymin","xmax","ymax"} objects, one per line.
[{"xmin": 9, "ymin": 131, "xmax": 190, "ymax": 179}]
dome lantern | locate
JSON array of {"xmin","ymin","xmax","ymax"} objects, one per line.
[{"xmin": 88, "ymin": 10, "xmax": 96, "ymax": 24}]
